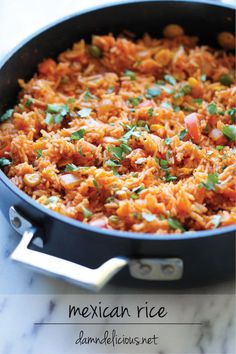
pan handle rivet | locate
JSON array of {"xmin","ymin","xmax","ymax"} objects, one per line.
[
  {"xmin": 11, "ymin": 217, "xmax": 22, "ymax": 229},
  {"xmin": 161, "ymin": 264, "xmax": 175, "ymax": 276},
  {"xmin": 139, "ymin": 263, "xmax": 152, "ymax": 275}
]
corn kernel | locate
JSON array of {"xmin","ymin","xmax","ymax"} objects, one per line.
[
  {"xmin": 23, "ymin": 173, "xmax": 41, "ymax": 187},
  {"xmin": 150, "ymin": 124, "xmax": 164, "ymax": 131},
  {"xmin": 163, "ymin": 24, "xmax": 184, "ymax": 39},
  {"xmin": 188, "ymin": 77, "xmax": 199, "ymax": 87},
  {"xmin": 154, "ymin": 49, "xmax": 173, "ymax": 67},
  {"xmin": 217, "ymin": 32, "xmax": 235, "ymax": 50}
]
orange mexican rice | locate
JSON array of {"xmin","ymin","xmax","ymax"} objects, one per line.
[{"xmin": 0, "ymin": 27, "xmax": 236, "ymax": 234}]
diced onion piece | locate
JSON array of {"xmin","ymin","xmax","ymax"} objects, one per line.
[
  {"xmin": 23, "ymin": 173, "xmax": 41, "ymax": 187},
  {"xmin": 209, "ymin": 128, "xmax": 224, "ymax": 144},
  {"xmin": 184, "ymin": 113, "xmax": 201, "ymax": 144},
  {"xmin": 103, "ymin": 136, "xmax": 119, "ymax": 144},
  {"xmin": 89, "ymin": 216, "xmax": 108, "ymax": 229},
  {"xmin": 60, "ymin": 174, "xmax": 80, "ymax": 189},
  {"xmin": 138, "ymin": 100, "xmax": 153, "ymax": 108}
]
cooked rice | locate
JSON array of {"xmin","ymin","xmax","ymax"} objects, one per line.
[{"xmin": 0, "ymin": 31, "xmax": 235, "ymax": 233}]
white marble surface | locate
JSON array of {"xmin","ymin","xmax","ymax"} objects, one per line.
[{"xmin": 0, "ymin": 1, "xmax": 235, "ymax": 353}]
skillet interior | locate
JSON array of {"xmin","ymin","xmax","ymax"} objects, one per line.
[{"xmin": 0, "ymin": 0, "xmax": 235, "ymax": 288}]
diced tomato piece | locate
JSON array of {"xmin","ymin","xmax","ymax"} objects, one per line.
[{"xmin": 184, "ymin": 113, "xmax": 201, "ymax": 144}]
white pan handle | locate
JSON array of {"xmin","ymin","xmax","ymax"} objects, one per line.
[
  {"xmin": 9, "ymin": 206, "xmax": 183, "ymax": 291},
  {"xmin": 9, "ymin": 206, "xmax": 128, "ymax": 291}
]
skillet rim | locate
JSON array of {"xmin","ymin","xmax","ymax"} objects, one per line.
[{"xmin": 0, "ymin": 0, "xmax": 235, "ymax": 241}]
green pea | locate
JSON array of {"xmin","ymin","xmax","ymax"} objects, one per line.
[{"xmin": 89, "ymin": 45, "xmax": 102, "ymax": 58}]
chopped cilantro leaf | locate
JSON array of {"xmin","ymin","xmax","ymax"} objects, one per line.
[
  {"xmin": 199, "ymin": 173, "xmax": 219, "ymax": 191},
  {"xmin": 164, "ymin": 137, "xmax": 172, "ymax": 145},
  {"xmin": 192, "ymin": 98, "xmax": 203, "ymax": 104},
  {"xmin": 71, "ymin": 129, "xmax": 85, "ymax": 140},
  {"xmin": 207, "ymin": 103, "xmax": 218, "ymax": 115},
  {"xmin": 106, "ymin": 159, "xmax": 121, "ymax": 167},
  {"xmin": 147, "ymin": 107, "xmax": 154, "ymax": 117},
  {"xmin": 146, "ymin": 87, "xmax": 161, "ymax": 98},
  {"xmin": 44, "ymin": 112, "xmax": 54, "ymax": 125},
  {"xmin": 64, "ymin": 163, "xmax": 78, "ymax": 172},
  {"xmin": 124, "ymin": 69, "xmax": 136, "ymax": 80},
  {"xmin": 179, "ymin": 129, "xmax": 188, "ymax": 140},
  {"xmin": 128, "ymin": 97, "xmax": 141, "ymax": 107},
  {"xmin": 219, "ymin": 74, "xmax": 233, "ymax": 86},
  {"xmin": 0, "ymin": 109, "xmax": 13, "ymax": 122},
  {"xmin": 164, "ymin": 74, "xmax": 176, "ymax": 86},
  {"xmin": 89, "ymin": 45, "xmax": 102, "ymax": 58},
  {"xmin": 222, "ymin": 125, "xmax": 236, "ymax": 141},
  {"xmin": 36, "ymin": 149, "xmax": 42, "ymax": 158},
  {"xmin": 26, "ymin": 98, "xmax": 34, "ymax": 107},
  {"xmin": 216, "ymin": 145, "xmax": 224, "ymax": 151},
  {"xmin": 0, "ymin": 157, "xmax": 11, "ymax": 168},
  {"xmin": 93, "ymin": 179, "xmax": 99, "ymax": 190},
  {"xmin": 227, "ymin": 108, "xmax": 236, "ymax": 123},
  {"xmin": 84, "ymin": 88, "xmax": 96, "ymax": 100},
  {"xmin": 81, "ymin": 206, "xmax": 93, "ymax": 219},
  {"xmin": 168, "ymin": 217, "xmax": 185, "ymax": 232}
]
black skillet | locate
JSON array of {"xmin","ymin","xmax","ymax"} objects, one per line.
[{"xmin": 0, "ymin": 0, "xmax": 235, "ymax": 291}]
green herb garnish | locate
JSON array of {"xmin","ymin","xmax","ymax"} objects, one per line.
[
  {"xmin": 132, "ymin": 185, "xmax": 145, "ymax": 194},
  {"xmin": 64, "ymin": 163, "xmax": 78, "ymax": 172},
  {"xmin": 207, "ymin": 103, "xmax": 218, "ymax": 115},
  {"xmin": 67, "ymin": 97, "xmax": 75, "ymax": 104},
  {"xmin": 164, "ymin": 74, "xmax": 176, "ymax": 86},
  {"xmin": 227, "ymin": 108, "xmax": 236, "ymax": 123},
  {"xmin": 179, "ymin": 129, "xmax": 188, "ymax": 140},
  {"xmin": 84, "ymin": 88, "xmax": 96, "ymax": 101},
  {"xmin": 71, "ymin": 129, "xmax": 85, "ymax": 140},
  {"xmin": 146, "ymin": 87, "xmax": 161, "ymax": 98},
  {"xmin": 81, "ymin": 206, "xmax": 93, "ymax": 219},
  {"xmin": 44, "ymin": 112, "xmax": 54, "ymax": 125},
  {"xmin": 219, "ymin": 74, "xmax": 233, "ymax": 86},
  {"xmin": 159, "ymin": 159, "xmax": 169, "ymax": 170},
  {"xmin": 0, "ymin": 109, "xmax": 13, "ymax": 122},
  {"xmin": 181, "ymin": 85, "xmax": 192, "ymax": 95},
  {"xmin": 36, "ymin": 149, "xmax": 42, "ymax": 158},
  {"xmin": 216, "ymin": 145, "xmax": 224, "ymax": 151},
  {"xmin": 164, "ymin": 137, "xmax": 172, "ymax": 145},
  {"xmin": 147, "ymin": 107, "xmax": 154, "ymax": 117},
  {"xmin": 192, "ymin": 98, "xmax": 203, "ymax": 104},
  {"xmin": 106, "ymin": 159, "xmax": 121, "ymax": 167},
  {"xmin": 222, "ymin": 125, "xmax": 236, "ymax": 141},
  {"xmin": 128, "ymin": 97, "xmax": 142, "ymax": 107},
  {"xmin": 0, "ymin": 157, "xmax": 11, "ymax": 168},
  {"xmin": 168, "ymin": 217, "xmax": 185, "ymax": 232},
  {"xmin": 124, "ymin": 69, "xmax": 136, "ymax": 80},
  {"xmin": 26, "ymin": 98, "xmax": 34, "ymax": 107},
  {"xmin": 89, "ymin": 45, "xmax": 102, "ymax": 58},
  {"xmin": 93, "ymin": 179, "xmax": 99, "ymax": 190},
  {"xmin": 199, "ymin": 173, "xmax": 219, "ymax": 191}
]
